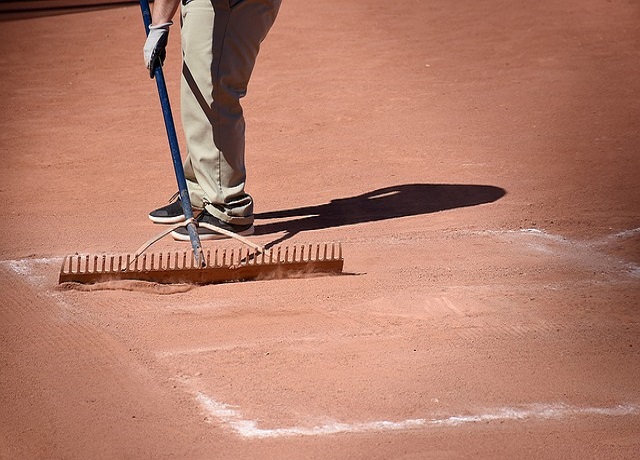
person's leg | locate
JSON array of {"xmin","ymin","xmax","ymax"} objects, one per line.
[
  {"xmin": 179, "ymin": 0, "xmax": 221, "ymax": 214},
  {"xmin": 180, "ymin": 0, "xmax": 281, "ymax": 226}
]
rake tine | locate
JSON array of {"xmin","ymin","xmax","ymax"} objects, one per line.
[{"xmin": 60, "ymin": 241, "xmax": 344, "ymax": 283}]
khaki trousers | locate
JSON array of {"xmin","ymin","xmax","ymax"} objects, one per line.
[{"xmin": 180, "ymin": 0, "xmax": 281, "ymax": 225}]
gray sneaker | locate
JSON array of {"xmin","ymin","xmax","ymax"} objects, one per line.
[
  {"xmin": 149, "ymin": 198, "xmax": 187, "ymax": 224},
  {"xmin": 171, "ymin": 210, "xmax": 254, "ymax": 241},
  {"xmin": 149, "ymin": 192, "xmax": 202, "ymax": 224}
]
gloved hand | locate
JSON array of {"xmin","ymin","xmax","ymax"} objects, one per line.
[{"xmin": 143, "ymin": 22, "xmax": 173, "ymax": 78}]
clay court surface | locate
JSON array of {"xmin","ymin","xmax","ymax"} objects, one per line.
[{"xmin": 1, "ymin": 0, "xmax": 640, "ymax": 458}]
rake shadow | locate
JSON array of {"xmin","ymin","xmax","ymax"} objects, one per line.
[{"xmin": 255, "ymin": 183, "xmax": 506, "ymax": 247}]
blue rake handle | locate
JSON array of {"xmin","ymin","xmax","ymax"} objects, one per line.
[{"xmin": 139, "ymin": 0, "xmax": 204, "ymax": 265}]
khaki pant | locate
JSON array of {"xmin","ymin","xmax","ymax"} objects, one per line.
[{"xmin": 180, "ymin": 0, "xmax": 281, "ymax": 225}]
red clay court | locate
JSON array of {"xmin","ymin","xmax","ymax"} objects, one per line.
[{"xmin": 1, "ymin": 0, "xmax": 639, "ymax": 458}]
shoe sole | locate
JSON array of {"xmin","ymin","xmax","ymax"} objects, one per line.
[
  {"xmin": 148, "ymin": 207, "xmax": 204, "ymax": 224},
  {"xmin": 170, "ymin": 226, "xmax": 255, "ymax": 241},
  {"xmin": 148, "ymin": 214, "xmax": 186, "ymax": 224}
]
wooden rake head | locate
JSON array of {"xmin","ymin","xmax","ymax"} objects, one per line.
[{"xmin": 58, "ymin": 243, "xmax": 343, "ymax": 285}]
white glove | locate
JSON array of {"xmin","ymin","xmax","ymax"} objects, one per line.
[{"xmin": 143, "ymin": 21, "xmax": 173, "ymax": 78}]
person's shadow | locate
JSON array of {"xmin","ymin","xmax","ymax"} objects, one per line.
[{"xmin": 255, "ymin": 183, "xmax": 506, "ymax": 247}]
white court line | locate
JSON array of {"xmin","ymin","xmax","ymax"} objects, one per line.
[
  {"xmin": 463, "ymin": 228, "xmax": 640, "ymax": 277},
  {"xmin": 195, "ymin": 392, "xmax": 638, "ymax": 439},
  {"xmin": 1, "ymin": 257, "xmax": 62, "ymax": 276},
  {"xmin": 1, "ymin": 257, "xmax": 62, "ymax": 285},
  {"xmin": 608, "ymin": 227, "xmax": 640, "ymax": 240}
]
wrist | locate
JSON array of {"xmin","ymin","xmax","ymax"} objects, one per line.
[{"xmin": 150, "ymin": 21, "xmax": 173, "ymax": 30}]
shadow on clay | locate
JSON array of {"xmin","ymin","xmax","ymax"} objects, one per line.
[{"xmin": 255, "ymin": 183, "xmax": 507, "ymax": 247}]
